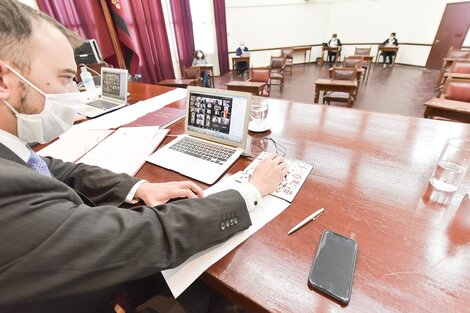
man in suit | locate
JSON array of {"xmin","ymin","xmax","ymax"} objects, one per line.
[
  {"xmin": 0, "ymin": 1, "xmax": 287, "ymax": 312},
  {"xmin": 327, "ymin": 34, "xmax": 342, "ymax": 66},
  {"xmin": 381, "ymin": 32, "xmax": 399, "ymax": 69},
  {"xmin": 235, "ymin": 41, "xmax": 249, "ymax": 76}
]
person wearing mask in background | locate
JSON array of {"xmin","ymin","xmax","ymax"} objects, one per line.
[
  {"xmin": 192, "ymin": 50, "xmax": 211, "ymax": 87},
  {"xmin": 0, "ymin": 1, "xmax": 288, "ymax": 312},
  {"xmin": 381, "ymin": 32, "xmax": 399, "ymax": 69},
  {"xmin": 235, "ymin": 41, "xmax": 249, "ymax": 76},
  {"xmin": 327, "ymin": 34, "xmax": 342, "ymax": 66}
]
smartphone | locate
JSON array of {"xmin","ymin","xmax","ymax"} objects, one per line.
[{"xmin": 308, "ymin": 230, "xmax": 358, "ymax": 304}]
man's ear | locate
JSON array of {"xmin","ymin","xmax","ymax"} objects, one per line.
[{"xmin": 0, "ymin": 61, "xmax": 12, "ymax": 101}]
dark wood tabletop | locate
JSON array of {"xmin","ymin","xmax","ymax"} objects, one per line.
[{"xmin": 129, "ymin": 83, "xmax": 470, "ymax": 313}]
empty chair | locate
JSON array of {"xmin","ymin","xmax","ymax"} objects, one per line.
[
  {"xmin": 182, "ymin": 66, "xmax": 202, "ymax": 86},
  {"xmin": 354, "ymin": 47, "xmax": 372, "ymax": 56},
  {"xmin": 270, "ymin": 56, "xmax": 286, "ymax": 90},
  {"xmin": 249, "ymin": 67, "xmax": 271, "ymax": 96},
  {"xmin": 342, "ymin": 56, "xmax": 364, "ymax": 82},
  {"xmin": 323, "ymin": 67, "xmax": 358, "ymax": 108},
  {"xmin": 447, "ymin": 47, "xmax": 470, "ymax": 59},
  {"xmin": 281, "ymin": 48, "xmax": 294, "ymax": 75},
  {"xmin": 441, "ymin": 79, "xmax": 470, "ymax": 103},
  {"xmin": 436, "ymin": 60, "xmax": 470, "ymax": 96}
]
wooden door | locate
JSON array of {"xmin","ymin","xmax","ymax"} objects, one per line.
[{"xmin": 425, "ymin": 2, "xmax": 470, "ymax": 69}]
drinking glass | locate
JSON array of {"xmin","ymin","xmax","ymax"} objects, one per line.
[
  {"xmin": 429, "ymin": 138, "xmax": 470, "ymax": 193},
  {"xmin": 250, "ymin": 100, "xmax": 269, "ymax": 127}
]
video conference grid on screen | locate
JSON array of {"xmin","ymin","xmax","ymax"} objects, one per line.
[
  {"xmin": 102, "ymin": 72, "xmax": 126, "ymax": 100},
  {"xmin": 188, "ymin": 92, "xmax": 246, "ymax": 143}
]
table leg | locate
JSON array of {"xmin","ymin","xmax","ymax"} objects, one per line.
[
  {"xmin": 423, "ymin": 106, "xmax": 433, "ymax": 118},
  {"xmin": 314, "ymin": 87, "xmax": 320, "ymax": 103}
]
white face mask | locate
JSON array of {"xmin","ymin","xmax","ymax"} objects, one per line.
[
  {"xmin": 2, "ymin": 64, "xmax": 81, "ymax": 144},
  {"xmin": 197, "ymin": 53, "xmax": 203, "ymax": 58}
]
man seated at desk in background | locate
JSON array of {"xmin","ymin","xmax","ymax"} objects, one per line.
[
  {"xmin": 381, "ymin": 32, "xmax": 399, "ymax": 69},
  {"xmin": 0, "ymin": 1, "xmax": 287, "ymax": 312},
  {"xmin": 327, "ymin": 33, "xmax": 342, "ymax": 66},
  {"xmin": 235, "ymin": 41, "xmax": 249, "ymax": 76}
]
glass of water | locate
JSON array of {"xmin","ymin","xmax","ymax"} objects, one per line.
[
  {"xmin": 429, "ymin": 138, "xmax": 470, "ymax": 193},
  {"xmin": 250, "ymin": 100, "xmax": 269, "ymax": 126}
]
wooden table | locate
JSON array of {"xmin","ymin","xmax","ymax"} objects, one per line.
[
  {"xmin": 375, "ymin": 46, "xmax": 399, "ymax": 67},
  {"xmin": 129, "ymin": 84, "xmax": 470, "ymax": 312},
  {"xmin": 329, "ymin": 67, "xmax": 365, "ymax": 83},
  {"xmin": 194, "ymin": 64, "xmax": 215, "ymax": 87},
  {"xmin": 319, "ymin": 46, "xmax": 340, "ymax": 65},
  {"xmin": 358, "ymin": 55, "xmax": 374, "ymax": 83},
  {"xmin": 232, "ymin": 56, "xmax": 250, "ymax": 78},
  {"xmin": 157, "ymin": 78, "xmax": 197, "ymax": 88},
  {"xmin": 314, "ymin": 78, "xmax": 358, "ymax": 106},
  {"xmin": 424, "ymin": 97, "xmax": 470, "ymax": 122},
  {"xmin": 292, "ymin": 46, "xmax": 312, "ymax": 63},
  {"xmin": 226, "ymin": 81, "xmax": 266, "ymax": 95}
]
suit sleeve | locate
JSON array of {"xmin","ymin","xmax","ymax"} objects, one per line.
[
  {"xmin": 0, "ymin": 163, "xmax": 251, "ymax": 305},
  {"xmin": 394, "ymin": 39, "xmax": 399, "ymax": 46},
  {"xmin": 44, "ymin": 157, "xmax": 140, "ymax": 206},
  {"xmin": 236, "ymin": 48, "xmax": 242, "ymax": 56}
]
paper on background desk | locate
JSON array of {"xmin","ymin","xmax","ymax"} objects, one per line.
[
  {"xmin": 162, "ymin": 178, "xmax": 290, "ymax": 298},
  {"xmin": 79, "ymin": 126, "xmax": 168, "ymax": 175},
  {"xmin": 37, "ymin": 129, "xmax": 113, "ymax": 162},
  {"xmin": 72, "ymin": 88, "xmax": 187, "ymax": 130}
]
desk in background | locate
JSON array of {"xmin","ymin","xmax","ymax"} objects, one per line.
[
  {"xmin": 226, "ymin": 81, "xmax": 267, "ymax": 95},
  {"xmin": 314, "ymin": 78, "xmax": 358, "ymax": 107},
  {"xmin": 231, "ymin": 56, "xmax": 250, "ymax": 78},
  {"xmin": 193, "ymin": 64, "xmax": 215, "ymax": 88},
  {"xmin": 424, "ymin": 97, "xmax": 470, "ymax": 122},
  {"xmin": 292, "ymin": 46, "xmax": 312, "ymax": 63},
  {"xmin": 319, "ymin": 46, "xmax": 340, "ymax": 65},
  {"xmin": 127, "ymin": 83, "xmax": 470, "ymax": 312},
  {"xmin": 375, "ymin": 46, "xmax": 399, "ymax": 67},
  {"xmin": 157, "ymin": 78, "xmax": 197, "ymax": 89}
]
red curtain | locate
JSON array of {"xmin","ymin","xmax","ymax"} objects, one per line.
[
  {"xmin": 213, "ymin": 0, "xmax": 229, "ymax": 75},
  {"xmin": 169, "ymin": 0, "xmax": 196, "ymax": 69},
  {"xmin": 37, "ymin": 0, "xmax": 175, "ymax": 83},
  {"xmin": 36, "ymin": 0, "xmax": 116, "ymax": 65}
]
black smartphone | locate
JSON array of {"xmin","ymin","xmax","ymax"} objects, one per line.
[{"xmin": 308, "ymin": 230, "xmax": 358, "ymax": 304}]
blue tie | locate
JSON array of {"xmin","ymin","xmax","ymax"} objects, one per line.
[{"xmin": 27, "ymin": 151, "xmax": 52, "ymax": 177}]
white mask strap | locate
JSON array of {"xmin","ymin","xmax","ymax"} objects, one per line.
[
  {"xmin": 2, "ymin": 99, "xmax": 20, "ymax": 115},
  {"xmin": 4, "ymin": 63, "xmax": 46, "ymax": 97}
]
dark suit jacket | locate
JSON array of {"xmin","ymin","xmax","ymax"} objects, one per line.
[
  {"xmin": 0, "ymin": 143, "xmax": 251, "ymax": 312},
  {"xmin": 235, "ymin": 47, "xmax": 249, "ymax": 56},
  {"xmin": 382, "ymin": 38, "xmax": 399, "ymax": 46}
]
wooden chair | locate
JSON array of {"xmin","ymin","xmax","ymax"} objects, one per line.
[
  {"xmin": 441, "ymin": 78, "xmax": 470, "ymax": 103},
  {"xmin": 354, "ymin": 47, "xmax": 371, "ymax": 56},
  {"xmin": 182, "ymin": 66, "xmax": 202, "ymax": 86},
  {"xmin": 269, "ymin": 56, "xmax": 286, "ymax": 90},
  {"xmin": 323, "ymin": 67, "xmax": 358, "ymax": 108},
  {"xmin": 281, "ymin": 48, "xmax": 294, "ymax": 75},
  {"xmin": 435, "ymin": 47, "xmax": 470, "ymax": 89},
  {"xmin": 248, "ymin": 67, "xmax": 271, "ymax": 96},
  {"xmin": 437, "ymin": 60, "xmax": 470, "ymax": 96}
]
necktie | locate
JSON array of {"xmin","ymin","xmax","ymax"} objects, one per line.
[{"xmin": 27, "ymin": 151, "xmax": 52, "ymax": 177}]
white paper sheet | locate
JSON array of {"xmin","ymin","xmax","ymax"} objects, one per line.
[
  {"xmin": 78, "ymin": 127, "xmax": 168, "ymax": 176},
  {"xmin": 72, "ymin": 88, "xmax": 187, "ymax": 130},
  {"xmin": 162, "ymin": 178, "xmax": 290, "ymax": 298},
  {"xmin": 37, "ymin": 129, "xmax": 114, "ymax": 163}
]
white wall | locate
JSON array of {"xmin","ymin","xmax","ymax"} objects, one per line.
[
  {"xmin": 18, "ymin": 0, "xmax": 38, "ymax": 9},
  {"xmin": 225, "ymin": 0, "xmax": 470, "ymax": 67}
]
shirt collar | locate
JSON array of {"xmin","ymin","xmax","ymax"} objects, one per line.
[{"xmin": 0, "ymin": 129, "xmax": 31, "ymax": 162}]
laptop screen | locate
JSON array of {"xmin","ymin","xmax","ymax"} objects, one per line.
[
  {"xmin": 101, "ymin": 69, "xmax": 127, "ymax": 101},
  {"xmin": 187, "ymin": 89, "xmax": 250, "ymax": 146}
]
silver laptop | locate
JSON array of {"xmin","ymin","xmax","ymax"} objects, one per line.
[
  {"xmin": 146, "ymin": 86, "xmax": 252, "ymax": 184},
  {"xmin": 78, "ymin": 67, "xmax": 128, "ymax": 118}
]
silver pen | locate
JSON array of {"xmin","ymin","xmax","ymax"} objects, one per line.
[{"xmin": 288, "ymin": 208, "xmax": 324, "ymax": 235}]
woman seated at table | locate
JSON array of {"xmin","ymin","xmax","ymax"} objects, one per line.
[
  {"xmin": 192, "ymin": 50, "xmax": 211, "ymax": 87},
  {"xmin": 327, "ymin": 34, "xmax": 342, "ymax": 66},
  {"xmin": 381, "ymin": 32, "xmax": 399, "ymax": 69},
  {"xmin": 235, "ymin": 41, "xmax": 250, "ymax": 76}
]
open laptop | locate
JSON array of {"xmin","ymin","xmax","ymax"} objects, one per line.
[
  {"xmin": 146, "ymin": 86, "xmax": 252, "ymax": 184},
  {"xmin": 78, "ymin": 67, "xmax": 128, "ymax": 118}
]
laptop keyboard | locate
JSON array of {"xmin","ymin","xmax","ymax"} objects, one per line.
[
  {"xmin": 169, "ymin": 137, "xmax": 236, "ymax": 165},
  {"xmin": 87, "ymin": 100, "xmax": 117, "ymax": 110}
]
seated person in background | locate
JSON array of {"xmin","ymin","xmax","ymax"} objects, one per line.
[
  {"xmin": 192, "ymin": 49, "xmax": 210, "ymax": 87},
  {"xmin": 235, "ymin": 41, "xmax": 249, "ymax": 75},
  {"xmin": 381, "ymin": 32, "xmax": 399, "ymax": 69},
  {"xmin": 327, "ymin": 34, "xmax": 342, "ymax": 66},
  {"xmin": 0, "ymin": 1, "xmax": 288, "ymax": 312}
]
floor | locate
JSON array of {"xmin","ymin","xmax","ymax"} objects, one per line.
[{"xmin": 213, "ymin": 63, "xmax": 440, "ymax": 118}]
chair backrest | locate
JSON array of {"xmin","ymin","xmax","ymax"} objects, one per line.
[
  {"xmin": 343, "ymin": 56, "xmax": 363, "ymax": 68},
  {"xmin": 450, "ymin": 61, "xmax": 470, "ymax": 74},
  {"xmin": 442, "ymin": 79, "xmax": 470, "ymax": 102},
  {"xmin": 354, "ymin": 47, "xmax": 371, "ymax": 56},
  {"xmin": 281, "ymin": 48, "xmax": 294, "ymax": 60},
  {"xmin": 250, "ymin": 67, "xmax": 271, "ymax": 83},
  {"xmin": 330, "ymin": 67, "xmax": 357, "ymax": 81},
  {"xmin": 270, "ymin": 56, "xmax": 286, "ymax": 71},
  {"xmin": 447, "ymin": 47, "xmax": 470, "ymax": 59}
]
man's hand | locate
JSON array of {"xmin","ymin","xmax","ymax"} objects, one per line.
[
  {"xmin": 249, "ymin": 153, "xmax": 288, "ymax": 196},
  {"xmin": 135, "ymin": 181, "xmax": 204, "ymax": 207}
]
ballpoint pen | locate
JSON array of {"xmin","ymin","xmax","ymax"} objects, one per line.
[{"xmin": 288, "ymin": 208, "xmax": 324, "ymax": 235}]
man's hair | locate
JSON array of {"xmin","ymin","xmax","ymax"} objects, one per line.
[
  {"xmin": 0, "ymin": 0, "xmax": 81, "ymax": 71},
  {"xmin": 391, "ymin": 32, "xmax": 396, "ymax": 37}
]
